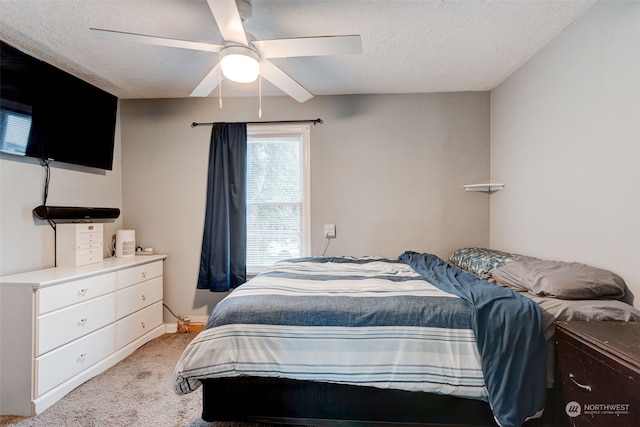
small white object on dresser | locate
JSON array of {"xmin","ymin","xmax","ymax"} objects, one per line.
[
  {"xmin": 0, "ymin": 254, "xmax": 167, "ymax": 416},
  {"xmin": 55, "ymin": 223, "xmax": 104, "ymax": 267}
]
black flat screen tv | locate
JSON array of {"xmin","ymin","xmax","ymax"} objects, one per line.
[{"xmin": 0, "ymin": 40, "xmax": 118, "ymax": 170}]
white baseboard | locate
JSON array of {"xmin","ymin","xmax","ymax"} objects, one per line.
[
  {"xmin": 186, "ymin": 315, "xmax": 209, "ymax": 324},
  {"xmin": 164, "ymin": 314, "xmax": 208, "ymax": 333}
]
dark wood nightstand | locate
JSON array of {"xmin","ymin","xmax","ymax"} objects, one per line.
[{"xmin": 554, "ymin": 321, "xmax": 640, "ymax": 427}]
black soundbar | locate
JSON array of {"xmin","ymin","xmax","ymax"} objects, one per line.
[{"xmin": 33, "ymin": 205, "xmax": 121, "ymax": 220}]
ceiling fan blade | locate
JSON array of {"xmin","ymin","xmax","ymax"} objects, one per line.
[
  {"xmin": 253, "ymin": 35, "xmax": 362, "ymax": 59},
  {"xmin": 206, "ymin": 0, "xmax": 248, "ymax": 46},
  {"xmin": 90, "ymin": 28, "xmax": 222, "ymax": 52},
  {"xmin": 259, "ymin": 60, "xmax": 313, "ymax": 103},
  {"xmin": 190, "ymin": 63, "xmax": 224, "ymax": 97}
]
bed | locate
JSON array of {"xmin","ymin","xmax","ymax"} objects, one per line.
[{"xmin": 173, "ymin": 249, "xmax": 640, "ymax": 427}]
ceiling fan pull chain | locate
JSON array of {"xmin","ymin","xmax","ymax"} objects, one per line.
[
  {"xmin": 219, "ymin": 62, "xmax": 223, "ymax": 109},
  {"xmin": 258, "ymin": 74, "xmax": 262, "ymax": 118}
]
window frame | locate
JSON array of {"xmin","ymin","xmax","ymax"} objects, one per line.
[{"xmin": 246, "ymin": 123, "xmax": 311, "ymax": 274}]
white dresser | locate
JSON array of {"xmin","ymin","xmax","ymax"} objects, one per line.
[{"xmin": 0, "ymin": 255, "xmax": 167, "ymax": 416}]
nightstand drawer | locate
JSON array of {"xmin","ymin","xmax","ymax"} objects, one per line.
[
  {"xmin": 558, "ymin": 337, "xmax": 638, "ymax": 398},
  {"xmin": 555, "ymin": 322, "xmax": 640, "ymax": 427}
]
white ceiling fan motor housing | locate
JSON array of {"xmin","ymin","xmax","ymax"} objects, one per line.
[{"xmin": 237, "ymin": 0, "xmax": 252, "ymax": 23}]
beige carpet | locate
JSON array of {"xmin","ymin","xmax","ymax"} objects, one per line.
[{"xmin": 0, "ymin": 332, "xmax": 281, "ymax": 427}]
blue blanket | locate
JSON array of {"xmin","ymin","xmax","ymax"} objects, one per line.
[{"xmin": 399, "ymin": 251, "xmax": 546, "ymax": 427}]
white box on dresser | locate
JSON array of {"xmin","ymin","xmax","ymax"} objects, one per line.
[
  {"xmin": 55, "ymin": 223, "xmax": 104, "ymax": 267},
  {"xmin": 0, "ymin": 254, "xmax": 167, "ymax": 416}
]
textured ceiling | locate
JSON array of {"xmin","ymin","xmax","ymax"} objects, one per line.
[{"xmin": 0, "ymin": 0, "xmax": 596, "ymax": 100}]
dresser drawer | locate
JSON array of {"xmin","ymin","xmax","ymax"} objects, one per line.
[
  {"xmin": 34, "ymin": 324, "xmax": 115, "ymax": 397},
  {"xmin": 37, "ymin": 272, "xmax": 115, "ymax": 315},
  {"xmin": 115, "ymin": 301, "xmax": 162, "ymax": 349},
  {"xmin": 36, "ymin": 294, "xmax": 116, "ymax": 356},
  {"xmin": 116, "ymin": 276, "xmax": 163, "ymax": 319},
  {"xmin": 116, "ymin": 261, "xmax": 163, "ymax": 290}
]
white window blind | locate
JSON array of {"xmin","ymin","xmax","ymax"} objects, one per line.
[
  {"xmin": 246, "ymin": 124, "xmax": 310, "ymax": 273},
  {"xmin": 0, "ymin": 108, "xmax": 32, "ymax": 155}
]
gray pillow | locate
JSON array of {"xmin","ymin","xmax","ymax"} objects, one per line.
[{"xmin": 490, "ymin": 256, "xmax": 626, "ymax": 300}]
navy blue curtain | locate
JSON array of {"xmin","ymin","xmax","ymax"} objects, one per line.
[{"xmin": 197, "ymin": 123, "xmax": 247, "ymax": 292}]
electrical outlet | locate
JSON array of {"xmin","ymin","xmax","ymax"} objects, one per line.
[{"xmin": 324, "ymin": 224, "xmax": 336, "ymax": 238}]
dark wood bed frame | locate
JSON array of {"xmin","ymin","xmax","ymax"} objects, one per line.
[{"xmin": 201, "ymin": 378, "xmax": 562, "ymax": 426}]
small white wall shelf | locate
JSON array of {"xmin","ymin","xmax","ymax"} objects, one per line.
[{"xmin": 463, "ymin": 183, "xmax": 505, "ymax": 194}]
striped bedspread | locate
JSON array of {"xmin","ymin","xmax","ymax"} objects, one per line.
[{"xmin": 172, "ymin": 256, "xmax": 487, "ymax": 401}]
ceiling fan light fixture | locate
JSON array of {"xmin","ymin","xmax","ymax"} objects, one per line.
[{"xmin": 220, "ymin": 45, "xmax": 260, "ymax": 83}]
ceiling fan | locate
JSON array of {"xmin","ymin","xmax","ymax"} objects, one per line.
[{"xmin": 90, "ymin": 0, "xmax": 362, "ymax": 103}]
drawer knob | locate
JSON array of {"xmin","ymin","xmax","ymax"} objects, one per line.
[
  {"xmin": 141, "ymin": 294, "xmax": 146, "ymax": 301},
  {"xmin": 141, "ymin": 272, "xmax": 147, "ymax": 278},
  {"xmin": 78, "ymin": 288, "xmax": 87, "ymax": 296},
  {"xmin": 78, "ymin": 317, "xmax": 88, "ymax": 326},
  {"xmin": 569, "ymin": 373, "xmax": 592, "ymax": 392},
  {"xmin": 78, "ymin": 353, "xmax": 87, "ymax": 362},
  {"xmin": 141, "ymin": 321, "xmax": 146, "ymax": 329}
]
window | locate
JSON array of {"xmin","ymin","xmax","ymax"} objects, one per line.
[{"xmin": 246, "ymin": 124, "xmax": 310, "ymax": 273}]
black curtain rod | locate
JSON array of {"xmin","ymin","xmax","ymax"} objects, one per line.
[{"xmin": 191, "ymin": 118, "xmax": 323, "ymax": 127}]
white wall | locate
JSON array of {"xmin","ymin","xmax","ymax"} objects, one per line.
[
  {"xmin": 490, "ymin": 1, "xmax": 640, "ymax": 307},
  {"xmin": 0, "ymin": 109, "xmax": 124, "ymax": 276},
  {"xmin": 119, "ymin": 93, "xmax": 490, "ymax": 319}
]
